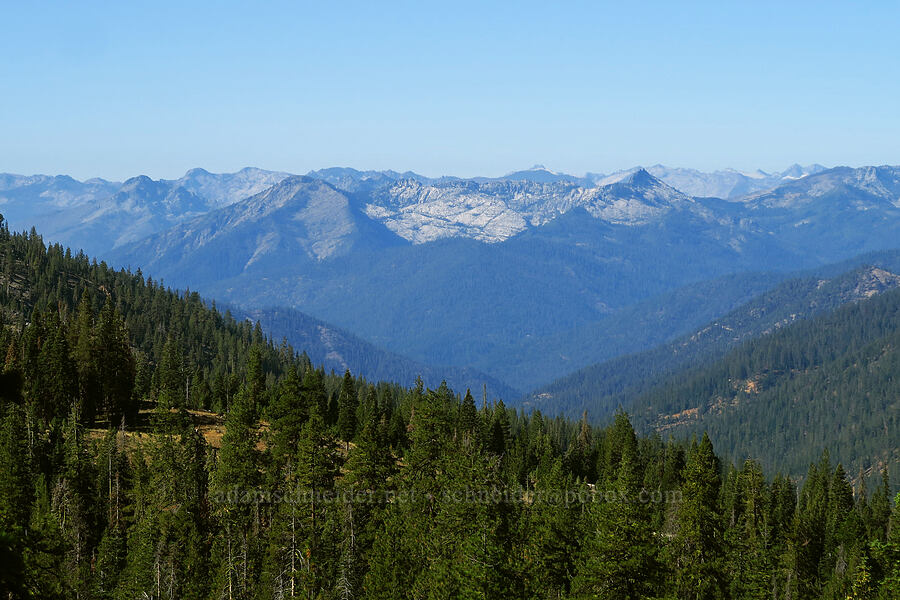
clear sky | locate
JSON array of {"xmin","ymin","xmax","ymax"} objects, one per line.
[{"xmin": 2, "ymin": 1, "xmax": 899, "ymax": 181}]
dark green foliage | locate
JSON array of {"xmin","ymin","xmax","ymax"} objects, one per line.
[
  {"xmin": 571, "ymin": 414, "xmax": 663, "ymax": 599},
  {"xmin": 625, "ymin": 284, "xmax": 900, "ymax": 481},
  {"xmin": 668, "ymin": 433, "xmax": 725, "ymax": 599},
  {"xmin": 530, "ymin": 261, "xmax": 900, "ymax": 420},
  {"xmin": 0, "ymin": 217, "xmax": 897, "ymax": 599},
  {"xmin": 336, "ymin": 369, "xmax": 358, "ymax": 446}
]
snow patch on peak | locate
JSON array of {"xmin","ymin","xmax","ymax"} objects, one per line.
[{"xmin": 361, "ymin": 173, "xmax": 698, "ymax": 244}]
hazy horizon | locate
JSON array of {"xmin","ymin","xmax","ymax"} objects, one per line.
[
  {"xmin": 0, "ymin": 161, "xmax": 855, "ymax": 184},
  {"xmin": 4, "ymin": 2, "xmax": 900, "ymax": 181}
]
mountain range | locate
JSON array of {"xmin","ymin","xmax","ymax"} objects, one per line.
[
  {"xmin": 0, "ymin": 162, "xmax": 829, "ymax": 256},
  {"xmin": 0, "ymin": 167, "xmax": 289, "ymax": 257},
  {"xmin": 5, "ymin": 162, "xmax": 900, "ymax": 399}
]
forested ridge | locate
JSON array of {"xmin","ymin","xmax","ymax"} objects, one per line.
[
  {"xmin": 0, "ymin": 219, "xmax": 899, "ymax": 598},
  {"xmin": 629, "ymin": 284, "xmax": 900, "ymax": 482},
  {"xmin": 529, "ymin": 260, "xmax": 900, "ymax": 422}
]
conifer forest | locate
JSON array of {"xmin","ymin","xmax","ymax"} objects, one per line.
[{"xmin": 0, "ymin": 221, "xmax": 898, "ymax": 599}]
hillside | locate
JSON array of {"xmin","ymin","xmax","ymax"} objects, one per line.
[
  {"xmin": 108, "ymin": 172, "xmax": 794, "ymax": 388},
  {"xmin": 239, "ymin": 305, "xmax": 519, "ymax": 398},
  {"xmin": 629, "ymin": 283, "xmax": 900, "ymax": 479},
  {"xmin": 0, "ymin": 213, "xmax": 509, "ymax": 404},
  {"xmin": 0, "ymin": 200, "xmax": 898, "ymax": 600},
  {"xmin": 0, "ymin": 167, "xmax": 290, "ymax": 257},
  {"xmin": 8, "ymin": 164, "xmax": 900, "ymax": 396},
  {"xmin": 477, "ymin": 270, "xmax": 783, "ymax": 388},
  {"xmin": 527, "ymin": 256, "xmax": 900, "ymax": 418}
]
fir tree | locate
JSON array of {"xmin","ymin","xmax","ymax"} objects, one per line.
[
  {"xmin": 571, "ymin": 414, "xmax": 662, "ymax": 599},
  {"xmin": 336, "ymin": 369, "xmax": 358, "ymax": 449},
  {"xmin": 671, "ymin": 433, "xmax": 724, "ymax": 600}
]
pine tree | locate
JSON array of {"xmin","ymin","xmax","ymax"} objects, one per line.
[
  {"xmin": 70, "ymin": 290, "xmax": 99, "ymax": 424},
  {"xmin": 724, "ymin": 460, "xmax": 773, "ymax": 600},
  {"xmin": 157, "ymin": 333, "xmax": 186, "ymax": 409},
  {"xmin": 571, "ymin": 414, "xmax": 662, "ymax": 599},
  {"xmin": 870, "ymin": 493, "xmax": 900, "ymax": 598},
  {"xmin": 54, "ymin": 409, "xmax": 97, "ymax": 597},
  {"xmin": 267, "ymin": 365, "xmax": 308, "ymax": 479},
  {"xmin": 520, "ymin": 438, "xmax": 581, "ymax": 599},
  {"xmin": 564, "ymin": 411, "xmax": 598, "ymax": 483},
  {"xmin": 0, "ymin": 403, "xmax": 33, "ymax": 534},
  {"xmin": 822, "ymin": 463, "xmax": 866, "ymax": 598},
  {"xmin": 301, "ymin": 367, "xmax": 328, "ymax": 422},
  {"xmin": 336, "ymin": 369, "xmax": 358, "ymax": 449},
  {"xmin": 793, "ymin": 452, "xmax": 830, "ymax": 599},
  {"xmin": 670, "ymin": 433, "xmax": 724, "ymax": 600},
  {"xmin": 458, "ymin": 388, "xmax": 478, "ymax": 441},
  {"xmin": 293, "ymin": 403, "xmax": 340, "ymax": 597},
  {"xmin": 36, "ymin": 316, "xmax": 78, "ymax": 424},
  {"xmin": 245, "ymin": 344, "xmax": 266, "ymax": 412},
  {"xmin": 94, "ymin": 298, "xmax": 136, "ymax": 425},
  {"xmin": 211, "ymin": 386, "xmax": 261, "ymax": 600},
  {"xmin": 867, "ymin": 469, "xmax": 892, "ymax": 541},
  {"xmin": 91, "ymin": 428, "xmax": 129, "ymax": 599},
  {"xmin": 488, "ymin": 399, "xmax": 510, "ymax": 457}
]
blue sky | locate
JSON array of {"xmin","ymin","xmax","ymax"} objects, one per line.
[{"xmin": 2, "ymin": 1, "xmax": 899, "ymax": 180}]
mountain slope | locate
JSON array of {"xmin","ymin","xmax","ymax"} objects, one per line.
[
  {"xmin": 241, "ymin": 305, "xmax": 519, "ymax": 398},
  {"xmin": 484, "ymin": 271, "xmax": 783, "ymax": 389},
  {"xmin": 54, "ymin": 163, "xmax": 900, "ymax": 397},
  {"xmin": 110, "ymin": 171, "xmax": 794, "ymax": 391},
  {"xmin": 630, "ymin": 284, "xmax": 900, "ymax": 479},
  {"xmin": 0, "ymin": 174, "xmax": 121, "ymax": 240},
  {"xmin": 361, "ymin": 168, "xmax": 710, "ymax": 244},
  {"xmin": 41, "ymin": 175, "xmax": 212, "ymax": 254},
  {"xmin": 739, "ymin": 166, "xmax": 900, "ymax": 262},
  {"xmin": 0, "ymin": 167, "xmax": 291, "ymax": 256},
  {"xmin": 527, "ymin": 258, "xmax": 900, "ymax": 419},
  {"xmin": 111, "ymin": 176, "xmax": 408, "ymax": 284}
]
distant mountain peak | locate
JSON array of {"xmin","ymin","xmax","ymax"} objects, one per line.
[
  {"xmin": 122, "ymin": 174, "xmax": 154, "ymax": 186},
  {"xmin": 183, "ymin": 167, "xmax": 212, "ymax": 178},
  {"xmin": 618, "ymin": 167, "xmax": 654, "ymax": 186}
]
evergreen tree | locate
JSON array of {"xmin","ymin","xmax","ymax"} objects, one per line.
[
  {"xmin": 520, "ymin": 438, "xmax": 581, "ymax": 599},
  {"xmin": 0, "ymin": 403, "xmax": 32, "ymax": 535},
  {"xmin": 336, "ymin": 369, "xmax": 358, "ymax": 448},
  {"xmin": 458, "ymin": 388, "xmax": 478, "ymax": 441},
  {"xmin": 211, "ymin": 386, "xmax": 261, "ymax": 600},
  {"xmin": 670, "ymin": 433, "xmax": 724, "ymax": 600},
  {"xmin": 571, "ymin": 414, "xmax": 662, "ymax": 599},
  {"xmin": 157, "ymin": 333, "xmax": 186, "ymax": 408},
  {"xmin": 870, "ymin": 493, "xmax": 900, "ymax": 598},
  {"xmin": 36, "ymin": 316, "xmax": 78, "ymax": 425},
  {"xmin": 70, "ymin": 290, "xmax": 99, "ymax": 424},
  {"xmin": 724, "ymin": 460, "xmax": 774, "ymax": 600},
  {"xmin": 488, "ymin": 399, "xmax": 511, "ymax": 457},
  {"xmin": 793, "ymin": 453, "xmax": 831, "ymax": 599},
  {"xmin": 267, "ymin": 365, "xmax": 308, "ymax": 479},
  {"xmin": 292, "ymin": 403, "xmax": 341, "ymax": 597},
  {"xmin": 94, "ymin": 298, "xmax": 136, "ymax": 425}
]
